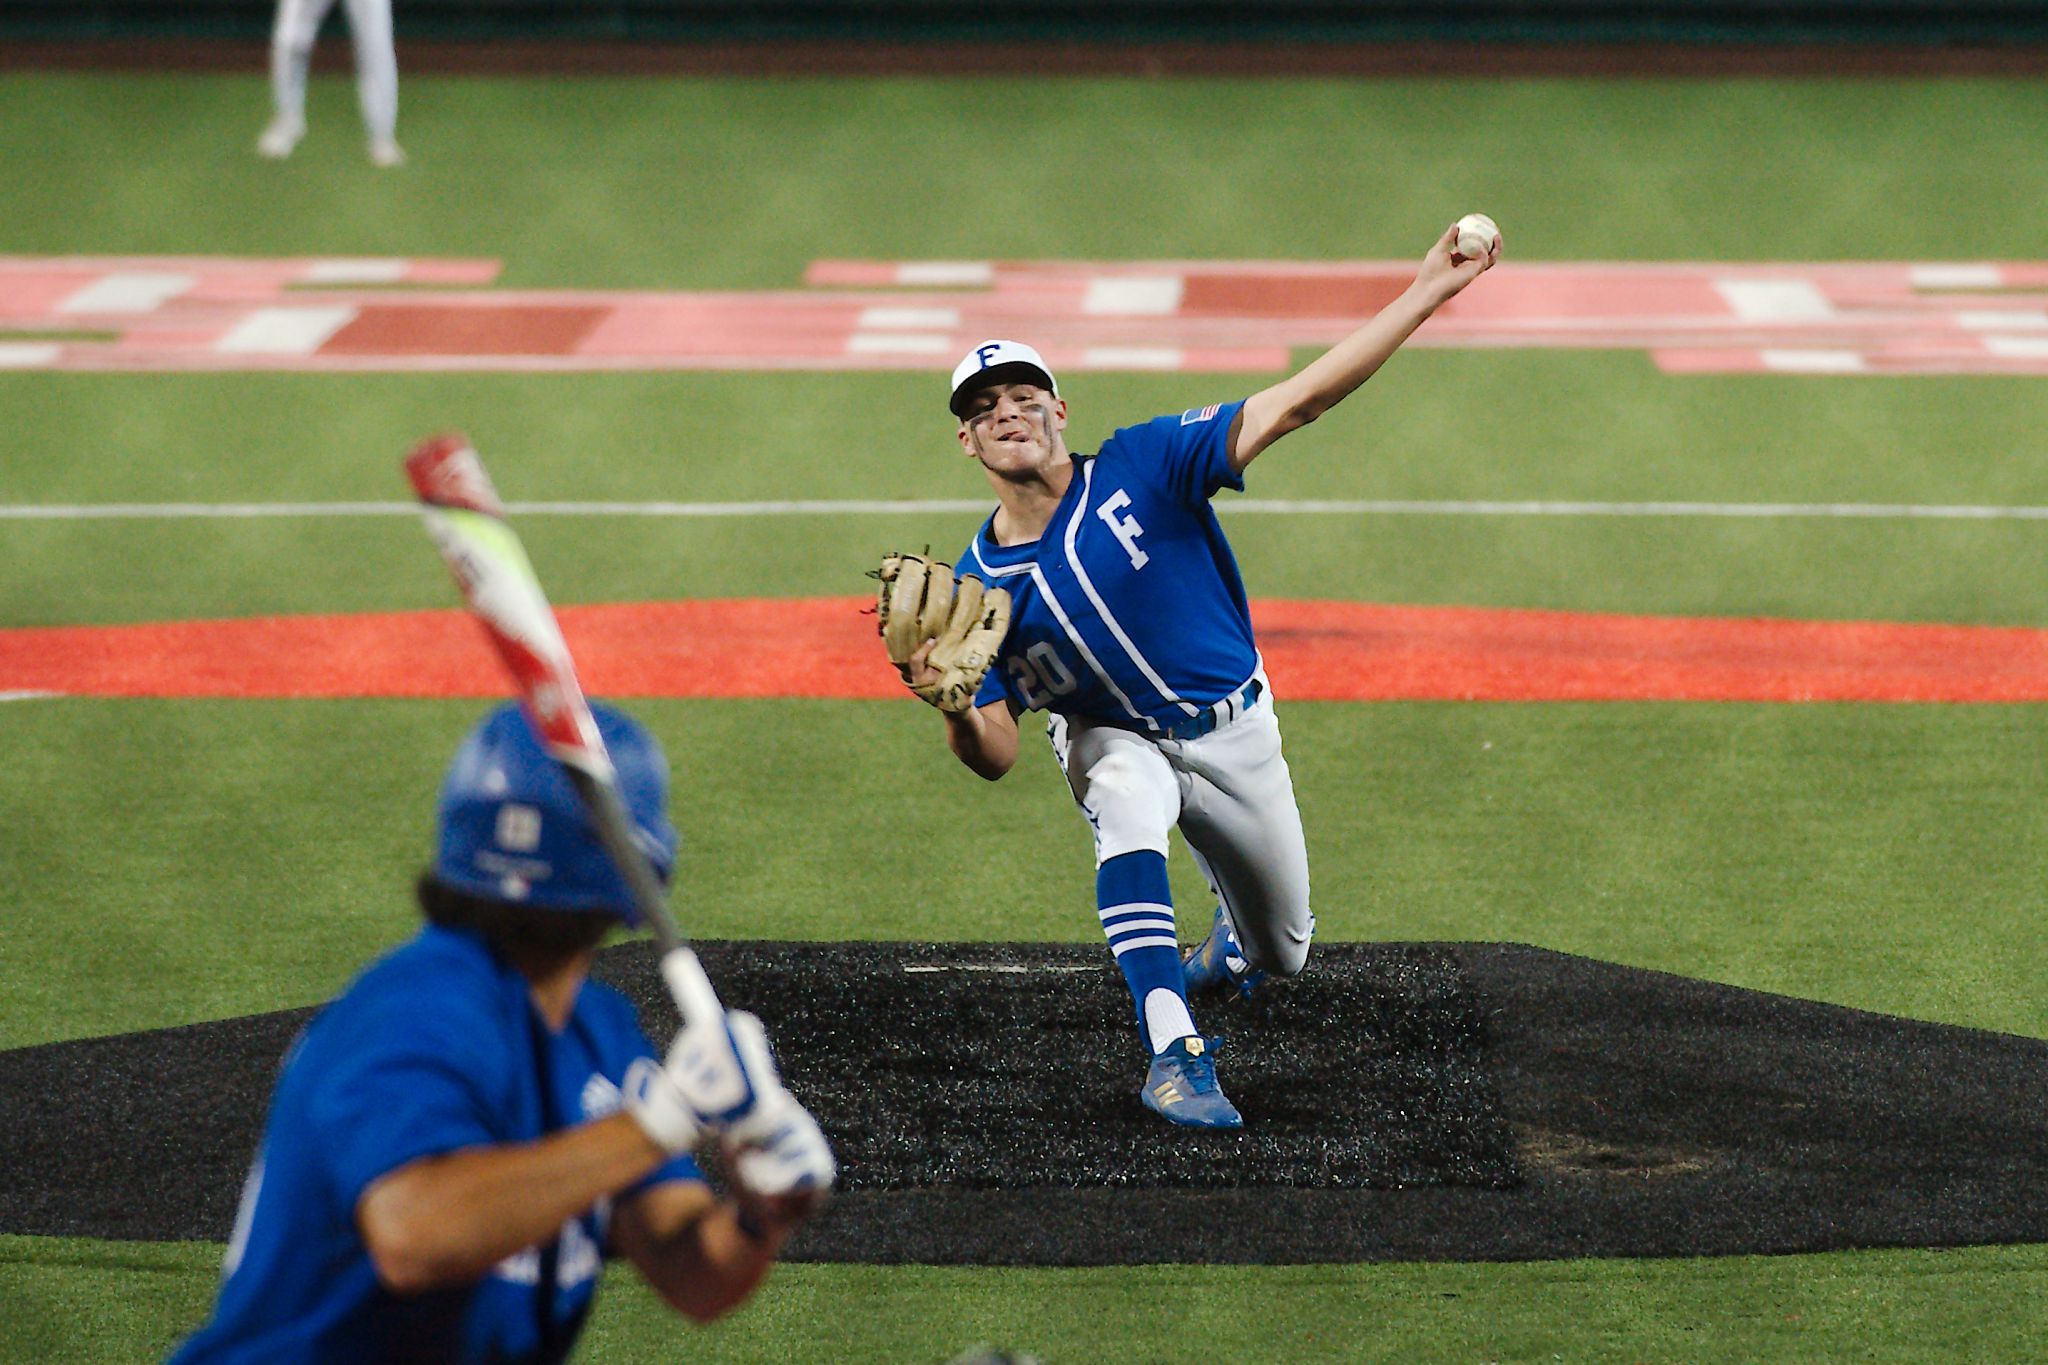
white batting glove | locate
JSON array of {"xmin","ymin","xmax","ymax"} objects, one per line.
[
  {"xmin": 665, "ymin": 1009, "xmax": 766, "ymax": 1128},
  {"xmin": 626, "ymin": 1006, "xmax": 807, "ymax": 1156},
  {"xmin": 622, "ymin": 1056, "xmax": 703, "ymax": 1155},
  {"xmin": 732, "ymin": 1097, "xmax": 837, "ymax": 1204},
  {"xmin": 723, "ymin": 1012, "xmax": 837, "ymax": 1202}
]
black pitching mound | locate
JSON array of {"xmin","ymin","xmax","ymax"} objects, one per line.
[
  {"xmin": 594, "ymin": 940, "xmax": 1517, "ymax": 1193},
  {"xmin": 1, "ymin": 941, "xmax": 2042, "ymax": 1264}
]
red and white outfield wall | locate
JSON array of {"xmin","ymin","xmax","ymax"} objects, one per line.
[
  {"xmin": 2, "ymin": 255, "xmax": 2046, "ymax": 376},
  {"xmin": 4, "ymin": 600, "xmax": 2047, "ymax": 703}
]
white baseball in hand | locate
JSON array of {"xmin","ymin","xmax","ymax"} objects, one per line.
[{"xmin": 1452, "ymin": 213, "xmax": 1501, "ymax": 264}]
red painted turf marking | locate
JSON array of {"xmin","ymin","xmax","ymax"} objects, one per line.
[
  {"xmin": 7, "ymin": 256, "xmax": 2048, "ymax": 374},
  {"xmin": 4, "ymin": 600, "xmax": 2045, "ymax": 703}
]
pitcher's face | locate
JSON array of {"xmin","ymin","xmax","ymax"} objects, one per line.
[{"xmin": 957, "ymin": 382, "xmax": 1068, "ymax": 476}]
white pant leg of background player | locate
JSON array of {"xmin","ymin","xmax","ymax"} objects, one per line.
[
  {"xmin": 343, "ymin": 0, "xmax": 399, "ymax": 147},
  {"xmin": 1168, "ymin": 705, "xmax": 1315, "ymax": 977},
  {"xmin": 269, "ymin": 0, "xmax": 337, "ymax": 124}
]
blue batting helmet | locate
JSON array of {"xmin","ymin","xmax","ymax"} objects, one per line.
[{"xmin": 431, "ymin": 701, "xmax": 676, "ymax": 923}]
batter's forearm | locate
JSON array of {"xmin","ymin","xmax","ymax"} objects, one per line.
[
  {"xmin": 358, "ymin": 1113, "xmax": 667, "ymax": 1294},
  {"xmin": 629, "ymin": 1200, "xmax": 791, "ymax": 1323}
]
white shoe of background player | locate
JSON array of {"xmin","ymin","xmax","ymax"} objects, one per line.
[
  {"xmin": 368, "ymin": 138, "xmax": 406, "ymax": 168},
  {"xmin": 256, "ymin": 115, "xmax": 304, "ymax": 160}
]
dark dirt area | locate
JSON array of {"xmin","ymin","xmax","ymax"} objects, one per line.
[{"xmin": 1, "ymin": 940, "xmax": 2042, "ymax": 1265}]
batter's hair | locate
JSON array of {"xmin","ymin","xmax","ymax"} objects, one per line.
[{"xmin": 416, "ymin": 873, "xmax": 619, "ymax": 962}]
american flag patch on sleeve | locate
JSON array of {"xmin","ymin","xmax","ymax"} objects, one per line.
[{"xmin": 1180, "ymin": 403, "xmax": 1222, "ymax": 426}]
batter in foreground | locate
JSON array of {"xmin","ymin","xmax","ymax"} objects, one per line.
[{"xmin": 168, "ymin": 703, "xmax": 833, "ymax": 1362}]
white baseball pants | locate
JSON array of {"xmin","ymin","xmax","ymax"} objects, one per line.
[
  {"xmin": 270, "ymin": 0, "xmax": 398, "ymax": 143},
  {"xmin": 1048, "ymin": 691, "xmax": 1315, "ymax": 977}
]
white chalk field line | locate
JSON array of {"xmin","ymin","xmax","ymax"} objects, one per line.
[
  {"xmin": 901, "ymin": 964, "xmax": 1101, "ymax": 974},
  {"xmin": 4, "ymin": 499, "xmax": 2048, "ymax": 522}
]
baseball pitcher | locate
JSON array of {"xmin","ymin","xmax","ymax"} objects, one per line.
[
  {"xmin": 879, "ymin": 222, "xmax": 1500, "ymax": 1128},
  {"xmin": 167, "ymin": 702, "xmax": 833, "ymax": 1362}
]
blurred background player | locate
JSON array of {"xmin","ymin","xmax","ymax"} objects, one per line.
[
  {"xmin": 891, "ymin": 222, "xmax": 1500, "ymax": 1131},
  {"xmin": 257, "ymin": 0, "xmax": 404, "ymax": 166},
  {"xmin": 168, "ymin": 701, "xmax": 833, "ymax": 1363}
]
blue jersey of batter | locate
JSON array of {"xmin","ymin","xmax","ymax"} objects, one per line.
[
  {"xmin": 961, "ymin": 399, "xmax": 1257, "ymax": 730},
  {"xmin": 169, "ymin": 924, "xmax": 701, "ymax": 1365}
]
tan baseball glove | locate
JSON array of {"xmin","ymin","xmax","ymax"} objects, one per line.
[{"xmin": 876, "ymin": 552, "xmax": 1013, "ymax": 714}]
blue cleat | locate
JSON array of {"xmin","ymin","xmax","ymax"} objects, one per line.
[
  {"xmin": 1141, "ymin": 1036, "xmax": 1243, "ymax": 1129},
  {"xmin": 1182, "ymin": 904, "xmax": 1266, "ymax": 1000}
]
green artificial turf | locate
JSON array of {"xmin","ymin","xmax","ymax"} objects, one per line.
[
  {"xmin": 5, "ymin": 75, "xmax": 2047, "ymax": 280},
  {"xmin": 6, "ymin": 359, "xmax": 2048, "ymax": 630},
  {"xmin": 584, "ymin": 1247, "xmax": 2048, "ymax": 1364},
  {"xmin": 4, "ymin": 697, "xmax": 2042, "ymax": 1049},
  {"xmin": 3, "ymin": 64, "xmax": 2046, "ymax": 1365},
  {"xmin": 4, "ymin": 1235, "xmax": 2043, "ymax": 1364}
]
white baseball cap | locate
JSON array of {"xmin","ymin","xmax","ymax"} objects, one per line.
[{"xmin": 949, "ymin": 339, "xmax": 1059, "ymax": 418}]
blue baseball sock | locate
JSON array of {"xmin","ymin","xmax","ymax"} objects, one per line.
[{"xmin": 1097, "ymin": 851, "xmax": 1197, "ymax": 1054}]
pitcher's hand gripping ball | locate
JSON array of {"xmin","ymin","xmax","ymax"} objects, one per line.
[
  {"xmin": 877, "ymin": 552, "xmax": 1012, "ymax": 713},
  {"xmin": 1451, "ymin": 213, "xmax": 1502, "ymax": 265}
]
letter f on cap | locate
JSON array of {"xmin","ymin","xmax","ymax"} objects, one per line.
[{"xmin": 949, "ymin": 339, "xmax": 1060, "ymax": 417}]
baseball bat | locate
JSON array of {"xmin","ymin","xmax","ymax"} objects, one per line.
[{"xmin": 404, "ymin": 432, "xmax": 722, "ymax": 1030}]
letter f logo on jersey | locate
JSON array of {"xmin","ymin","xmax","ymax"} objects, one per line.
[{"xmin": 1096, "ymin": 489, "xmax": 1149, "ymax": 570}]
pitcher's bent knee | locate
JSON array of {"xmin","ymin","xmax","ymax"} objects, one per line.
[
  {"xmin": 1238, "ymin": 910, "xmax": 1313, "ymax": 979},
  {"xmin": 1267, "ymin": 936, "xmax": 1311, "ymax": 979}
]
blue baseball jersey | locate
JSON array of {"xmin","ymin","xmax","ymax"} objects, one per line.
[
  {"xmin": 961, "ymin": 399, "xmax": 1257, "ymax": 729},
  {"xmin": 168, "ymin": 924, "xmax": 701, "ymax": 1365}
]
